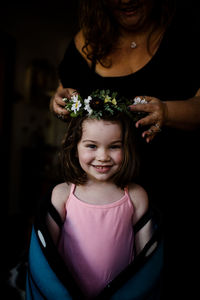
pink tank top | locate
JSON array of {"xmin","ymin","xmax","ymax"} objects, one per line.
[{"xmin": 58, "ymin": 184, "xmax": 134, "ymax": 299}]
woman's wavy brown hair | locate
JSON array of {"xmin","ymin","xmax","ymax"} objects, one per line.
[
  {"xmin": 61, "ymin": 114, "xmax": 140, "ymax": 188},
  {"xmin": 78, "ymin": 0, "xmax": 177, "ymax": 67}
]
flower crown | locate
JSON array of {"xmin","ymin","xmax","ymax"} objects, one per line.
[{"xmin": 63, "ymin": 89, "xmax": 147, "ymax": 121}]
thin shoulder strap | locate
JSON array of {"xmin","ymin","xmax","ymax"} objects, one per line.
[{"xmin": 70, "ymin": 183, "xmax": 76, "ymax": 195}]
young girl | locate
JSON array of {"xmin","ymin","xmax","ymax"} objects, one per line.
[{"xmin": 47, "ymin": 90, "xmax": 153, "ymax": 299}]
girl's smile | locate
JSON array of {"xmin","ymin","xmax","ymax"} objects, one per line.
[
  {"xmin": 77, "ymin": 119, "xmax": 123, "ymax": 182},
  {"xmin": 92, "ymin": 165, "xmax": 113, "ymax": 173}
]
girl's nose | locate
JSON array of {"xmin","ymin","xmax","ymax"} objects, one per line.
[{"xmin": 97, "ymin": 149, "xmax": 110, "ymax": 161}]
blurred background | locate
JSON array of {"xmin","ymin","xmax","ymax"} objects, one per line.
[
  {"xmin": 0, "ymin": 0, "xmax": 199, "ymax": 298},
  {"xmin": 0, "ymin": 1, "xmax": 79, "ymax": 297},
  {"xmin": 1, "ymin": 0, "xmax": 79, "ymax": 217}
]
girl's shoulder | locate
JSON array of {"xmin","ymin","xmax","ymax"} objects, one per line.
[
  {"xmin": 51, "ymin": 182, "xmax": 71, "ymax": 221},
  {"xmin": 127, "ymin": 183, "xmax": 149, "ymax": 225},
  {"xmin": 127, "ymin": 183, "xmax": 149, "ymax": 204}
]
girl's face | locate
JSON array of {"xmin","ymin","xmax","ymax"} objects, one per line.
[
  {"xmin": 106, "ymin": 0, "xmax": 155, "ymax": 32},
  {"xmin": 77, "ymin": 119, "xmax": 124, "ymax": 183}
]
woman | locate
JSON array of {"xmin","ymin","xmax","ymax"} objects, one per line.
[
  {"xmin": 51, "ymin": 0, "xmax": 200, "ymax": 139},
  {"xmin": 50, "ymin": 0, "xmax": 200, "ymax": 298}
]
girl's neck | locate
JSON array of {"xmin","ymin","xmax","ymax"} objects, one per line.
[{"xmin": 74, "ymin": 181, "xmax": 125, "ymax": 206}]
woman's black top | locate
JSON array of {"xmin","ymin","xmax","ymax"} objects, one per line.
[{"xmin": 58, "ymin": 16, "xmax": 199, "ymax": 101}]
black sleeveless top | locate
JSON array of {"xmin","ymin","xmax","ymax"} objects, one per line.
[
  {"xmin": 58, "ymin": 15, "xmax": 200, "ymax": 214},
  {"xmin": 58, "ymin": 16, "xmax": 199, "ymax": 101}
]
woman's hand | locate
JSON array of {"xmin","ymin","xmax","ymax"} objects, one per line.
[
  {"xmin": 129, "ymin": 96, "xmax": 168, "ymax": 143},
  {"xmin": 50, "ymin": 85, "xmax": 78, "ymax": 120}
]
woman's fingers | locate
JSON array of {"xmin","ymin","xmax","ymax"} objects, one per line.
[
  {"xmin": 51, "ymin": 87, "xmax": 78, "ymax": 119},
  {"xmin": 129, "ymin": 96, "xmax": 166, "ymax": 142}
]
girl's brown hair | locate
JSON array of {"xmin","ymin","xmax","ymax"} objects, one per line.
[
  {"xmin": 78, "ymin": 0, "xmax": 177, "ymax": 67},
  {"xmin": 61, "ymin": 114, "xmax": 140, "ymax": 188}
]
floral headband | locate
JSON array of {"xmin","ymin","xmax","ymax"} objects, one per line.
[{"xmin": 63, "ymin": 89, "xmax": 147, "ymax": 121}]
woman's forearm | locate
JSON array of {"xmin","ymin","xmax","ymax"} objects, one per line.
[{"xmin": 165, "ymin": 96, "xmax": 200, "ymax": 130}]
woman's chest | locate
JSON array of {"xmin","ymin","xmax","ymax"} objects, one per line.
[
  {"xmin": 77, "ymin": 42, "xmax": 198, "ymax": 100},
  {"xmin": 96, "ymin": 47, "xmax": 152, "ymax": 77}
]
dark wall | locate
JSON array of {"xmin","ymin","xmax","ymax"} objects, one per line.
[{"xmin": 1, "ymin": 2, "xmax": 80, "ymax": 295}]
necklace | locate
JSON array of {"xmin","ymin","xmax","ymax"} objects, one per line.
[{"xmin": 130, "ymin": 41, "xmax": 137, "ymax": 49}]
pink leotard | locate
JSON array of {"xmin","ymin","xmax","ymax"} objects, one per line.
[{"xmin": 58, "ymin": 184, "xmax": 134, "ymax": 299}]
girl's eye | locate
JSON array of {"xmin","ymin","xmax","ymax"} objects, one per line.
[
  {"xmin": 110, "ymin": 144, "xmax": 122, "ymax": 149},
  {"xmin": 86, "ymin": 144, "xmax": 96, "ymax": 149}
]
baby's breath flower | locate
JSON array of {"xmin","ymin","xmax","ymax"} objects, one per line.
[
  {"xmin": 133, "ymin": 97, "xmax": 147, "ymax": 105},
  {"xmin": 84, "ymin": 96, "xmax": 92, "ymax": 104},
  {"xmin": 84, "ymin": 96, "xmax": 93, "ymax": 115}
]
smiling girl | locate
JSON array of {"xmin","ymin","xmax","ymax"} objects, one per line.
[{"xmin": 46, "ymin": 90, "xmax": 153, "ymax": 299}]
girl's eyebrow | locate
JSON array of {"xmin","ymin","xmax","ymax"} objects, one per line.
[
  {"xmin": 110, "ymin": 140, "xmax": 123, "ymax": 144},
  {"xmin": 82, "ymin": 139, "xmax": 122, "ymax": 144},
  {"xmin": 82, "ymin": 139, "xmax": 97, "ymax": 143}
]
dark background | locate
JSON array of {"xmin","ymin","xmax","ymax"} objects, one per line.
[
  {"xmin": 0, "ymin": 0, "xmax": 199, "ymax": 297},
  {"xmin": 0, "ymin": 1, "xmax": 79, "ymax": 296},
  {"xmin": 0, "ymin": 1, "xmax": 79, "ymax": 217}
]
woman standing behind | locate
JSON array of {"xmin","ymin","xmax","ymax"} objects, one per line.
[{"xmin": 50, "ymin": 0, "xmax": 200, "ymax": 298}]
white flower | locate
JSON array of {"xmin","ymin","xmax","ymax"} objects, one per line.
[
  {"xmin": 84, "ymin": 96, "xmax": 93, "ymax": 115},
  {"xmin": 71, "ymin": 94, "xmax": 79, "ymax": 103},
  {"xmin": 141, "ymin": 99, "xmax": 147, "ymax": 104},
  {"xmin": 133, "ymin": 96, "xmax": 147, "ymax": 105},
  {"xmin": 84, "ymin": 96, "xmax": 92, "ymax": 104},
  {"xmin": 71, "ymin": 99, "xmax": 82, "ymax": 113}
]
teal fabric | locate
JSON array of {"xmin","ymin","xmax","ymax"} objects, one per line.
[
  {"xmin": 26, "ymin": 226, "xmax": 163, "ymax": 299},
  {"xmin": 26, "ymin": 228, "xmax": 72, "ymax": 300},
  {"xmin": 109, "ymin": 240, "xmax": 163, "ymax": 300}
]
